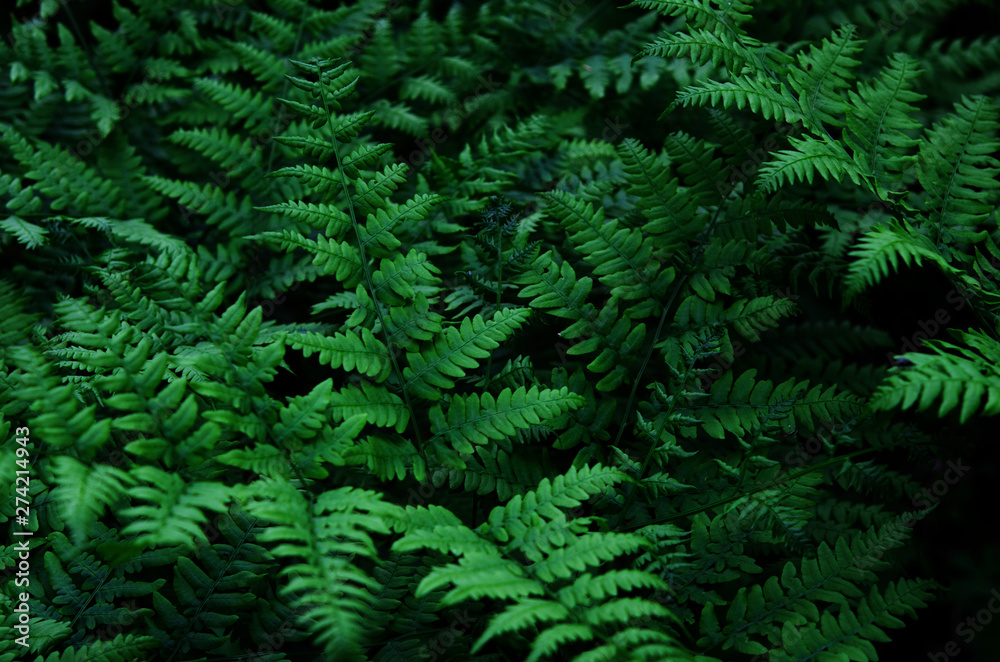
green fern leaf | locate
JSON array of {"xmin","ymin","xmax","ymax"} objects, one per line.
[
  {"xmin": 666, "ymin": 76, "xmax": 804, "ymax": 126},
  {"xmin": 843, "ymin": 219, "xmax": 958, "ymax": 302},
  {"xmin": 428, "ymin": 385, "xmax": 586, "ymax": 454},
  {"xmin": 284, "ymin": 327, "xmax": 392, "ymax": 381},
  {"xmin": 842, "ymin": 52, "xmax": 925, "ymax": 199},
  {"xmin": 786, "ymin": 24, "xmax": 864, "ymax": 128},
  {"xmin": 869, "ymin": 329, "xmax": 1000, "ymax": 423},
  {"xmin": 918, "ymin": 94, "xmax": 1000, "ymax": 235},
  {"xmin": 120, "ymin": 466, "xmax": 234, "ymax": 549},
  {"xmin": 403, "ymin": 307, "xmax": 532, "ymax": 400}
]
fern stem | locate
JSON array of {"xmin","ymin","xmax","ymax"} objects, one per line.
[
  {"xmin": 611, "ymin": 189, "xmax": 743, "ymax": 522},
  {"xmin": 62, "ymin": 4, "xmax": 111, "ymax": 101},
  {"xmin": 610, "ymin": 270, "xmax": 688, "ymax": 520},
  {"xmin": 264, "ymin": 15, "xmax": 307, "ymax": 178},
  {"xmin": 735, "ymin": 426, "xmax": 764, "ymax": 493},
  {"xmin": 615, "ymin": 329, "xmax": 685, "ymax": 523},
  {"xmin": 62, "ymin": 4, "xmax": 144, "ymax": 214},
  {"xmin": 164, "ymin": 514, "xmax": 261, "ymax": 662},
  {"xmin": 484, "ymin": 210, "xmax": 504, "ymax": 382},
  {"xmin": 315, "ymin": 59, "xmax": 428, "ymax": 473}
]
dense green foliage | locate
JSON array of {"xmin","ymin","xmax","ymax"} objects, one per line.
[{"xmin": 1, "ymin": 0, "xmax": 999, "ymax": 660}]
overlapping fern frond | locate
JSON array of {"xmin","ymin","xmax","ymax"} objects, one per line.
[{"xmin": 1, "ymin": 1, "xmax": 984, "ymax": 661}]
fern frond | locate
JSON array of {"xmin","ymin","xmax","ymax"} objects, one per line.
[
  {"xmin": 869, "ymin": 329, "xmax": 1000, "ymax": 423},
  {"xmin": 666, "ymin": 76, "xmax": 805, "ymax": 127},
  {"xmin": 284, "ymin": 327, "xmax": 392, "ymax": 381},
  {"xmin": 634, "ymin": 28, "xmax": 767, "ymax": 74},
  {"xmin": 120, "ymin": 466, "xmax": 234, "ymax": 549},
  {"xmin": 239, "ymin": 480, "xmax": 404, "ymax": 661},
  {"xmin": 400, "ymin": 74, "xmax": 458, "ymax": 105},
  {"xmin": 0, "ymin": 215, "xmax": 48, "ymax": 248},
  {"xmin": 329, "ymin": 380, "xmax": 409, "ymax": 433},
  {"xmin": 544, "ymin": 189, "xmax": 675, "ymax": 316},
  {"xmin": 625, "ymin": 0, "xmax": 754, "ymax": 36},
  {"xmin": 917, "ymin": 94, "xmax": 1000, "ymax": 237},
  {"xmin": 428, "ymin": 385, "xmax": 586, "ymax": 455},
  {"xmin": 842, "ymin": 52, "xmax": 925, "ymax": 199},
  {"xmin": 193, "ymin": 78, "xmax": 274, "ymax": 133},
  {"xmin": 50, "ymin": 457, "xmax": 135, "ymax": 547},
  {"xmin": 690, "ymin": 368, "xmax": 864, "ymax": 439},
  {"xmin": 843, "ymin": 219, "xmax": 958, "ymax": 302},
  {"xmin": 393, "ymin": 464, "xmax": 683, "ymax": 660},
  {"xmin": 619, "ymin": 137, "xmax": 697, "ymax": 236},
  {"xmin": 342, "ymin": 432, "xmax": 421, "ymax": 480},
  {"xmin": 772, "ymin": 578, "xmax": 938, "ymax": 662},
  {"xmin": 402, "ymin": 307, "xmax": 532, "ymax": 400},
  {"xmin": 786, "ymin": 24, "xmax": 865, "ymax": 128},
  {"xmin": 756, "ymin": 135, "xmax": 863, "ymax": 193}
]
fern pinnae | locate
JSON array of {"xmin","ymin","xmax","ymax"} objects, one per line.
[
  {"xmin": 3, "ymin": 2, "xmax": 986, "ymax": 657},
  {"xmin": 161, "ymin": 517, "xmax": 266, "ymax": 662},
  {"xmin": 624, "ymin": 444, "xmax": 882, "ymax": 532},
  {"xmin": 612, "ymin": 185, "xmax": 730, "ymax": 518},
  {"xmin": 62, "ymin": 2, "xmax": 111, "ymax": 102},
  {"xmin": 311, "ymin": 56, "xmax": 429, "ymax": 472},
  {"xmin": 67, "ymin": 530, "xmax": 145, "ymax": 631}
]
